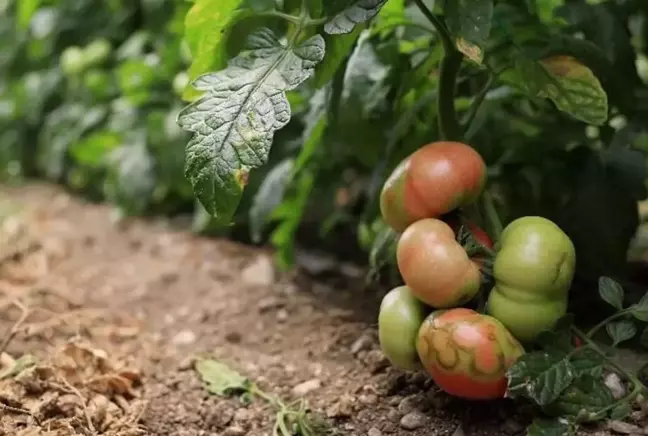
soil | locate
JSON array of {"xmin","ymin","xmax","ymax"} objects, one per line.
[{"xmin": 0, "ymin": 183, "xmax": 645, "ymax": 436}]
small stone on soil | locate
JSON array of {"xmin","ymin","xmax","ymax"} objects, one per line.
[
  {"xmin": 351, "ymin": 333, "xmax": 374, "ymax": 355},
  {"xmin": 387, "ymin": 408, "xmax": 401, "ymax": 422},
  {"xmin": 368, "ymin": 427, "xmax": 382, "ymax": 436},
  {"xmin": 607, "ymin": 420, "xmax": 646, "ymax": 435},
  {"xmin": 222, "ymin": 426, "xmax": 246, "ymax": 436},
  {"xmin": 292, "ymin": 379, "xmax": 321, "ymax": 396},
  {"xmin": 399, "ymin": 411, "xmax": 428, "ymax": 430},
  {"xmin": 172, "ymin": 330, "xmax": 197, "ymax": 346},
  {"xmin": 241, "ymin": 256, "xmax": 275, "ymax": 286},
  {"xmin": 397, "ymin": 394, "xmax": 425, "ymax": 414},
  {"xmin": 326, "ymin": 393, "xmax": 355, "ymax": 418},
  {"xmin": 604, "ymin": 372, "xmax": 627, "ymax": 399},
  {"xmin": 502, "ymin": 418, "xmax": 524, "ymax": 435},
  {"xmin": 276, "ymin": 309, "xmax": 288, "ymax": 322}
]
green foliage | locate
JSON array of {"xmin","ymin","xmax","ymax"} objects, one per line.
[
  {"xmin": 506, "ymin": 277, "xmax": 648, "ymax": 434},
  {"xmin": 2, "ymin": 0, "xmax": 648, "ymax": 282}
]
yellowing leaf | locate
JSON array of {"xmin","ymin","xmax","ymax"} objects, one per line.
[{"xmin": 539, "ymin": 56, "xmax": 609, "ymax": 125}]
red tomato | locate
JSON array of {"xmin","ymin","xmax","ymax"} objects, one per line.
[
  {"xmin": 397, "ymin": 218, "xmax": 482, "ymax": 308},
  {"xmin": 380, "ymin": 141, "xmax": 487, "ymax": 232},
  {"xmin": 416, "ymin": 308, "xmax": 525, "ymax": 400}
]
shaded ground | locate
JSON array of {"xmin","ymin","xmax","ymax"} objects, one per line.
[{"xmin": 0, "ymin": 183, "xmax": 645, "ymax": 436}]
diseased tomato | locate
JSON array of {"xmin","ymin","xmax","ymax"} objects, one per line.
[
  {"xmin": 380, "ymin": 141, "xmax": 487, "ymax": 232},
  {"xmin": 416, "ymin": 308, "xmax": 525, "ymax": 400},
  {"xmin": 378, "ymin": 286, "xmax": 427, "ymax": 370},
  {"xmin": 486, "ymin": 216, "xmax": 576, "ymax": 342},
  {"xmin": 397, "ymin": 218, "xmax": 481, "ymax": 308}
]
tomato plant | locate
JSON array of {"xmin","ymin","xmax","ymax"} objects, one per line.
[
  {"xmin": 416, "ymin": 308, "xmax": 525, "ymax": 400},
  {"xmin": 4, "ymin": 0, "xmax": 648, "ymax": 433},
  {"xmin": 397, "ymin": 218, "xmax": 482, "ymax": 309}
]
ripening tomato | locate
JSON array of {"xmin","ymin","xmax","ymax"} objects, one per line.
[
  {"xmin": 397, "ymin": 218, "xmax": 481, "ymax": 308},
  {"xmin": 416, "ymin": 308, "xmax": 525, "ymax": 400},
  {"xmin": 378, "ymin": 286, "xmax": 427, "ymax": 370},
  {"xmin": 486, "ymin": 216, "xmax": 576, "ymax": 342},
  {"xmin": 380, "ymin": 141, "xmax": 487, "ymax": 232}
]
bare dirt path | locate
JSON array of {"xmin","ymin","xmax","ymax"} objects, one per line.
[{"xmin": 0, "ymin": 183, "xmax": 635, "ymax": 436}]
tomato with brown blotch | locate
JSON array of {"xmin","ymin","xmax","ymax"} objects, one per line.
[
  {"xmin": 397, "ymin": 218, "xmax": 482, "ymax": 308},
  {"xmin": 416, "ymin": 308, "xmax": 525, "ymax": 400},
  {"xmin": 380, "ymin": 141, "xmax": 487, "ymax": 232}
]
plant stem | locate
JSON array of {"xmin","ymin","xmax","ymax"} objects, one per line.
[
  {"xmin": 571, "ymin": 326, "xmax": 648, "ymax": 419},
  {"xmin": 258, "ymin": 10, "xmax": 302, "ymax": 25},
  {"xmin": 481, "ymin": 191, "xmax": 503, "ymax": 242},
  {"xmin": 413, "ymin": 0, "xmax": 453, "ymax": 52},
  {"xmin": 413, "ymin": 0, "xmax": 464, "ymax": 142},
  {"xmin": 438, "ymin": 50, "xmax": 464, "ymax": 141},
  {"xmin": 586, "ymin": 309, "xmax": 632, "ymax": 339},
  {"xmin": 463, "ymin": 70, "xmax": 494, "ymax": 132}
]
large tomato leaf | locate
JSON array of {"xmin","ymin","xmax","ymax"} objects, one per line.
[
  {"xmin": 542, "ymin": 375, "xmax": 615, "ymax": 420},
  {"xmin": 506, "ymin": 351, "xmax": 575, "ymax": 406},
  {"xmin": 513, "ymin": 56, "xmax": 608, "ymax": 126},
  {"xmin": 177, "ymin": 29, "xmax": 325, "ymax": 225},
  {"xmin": 444, "ymin": 0, "xmax": 494, "ymax": 65},
  {"xmin": 324, "ymin": 0, "xmax": 388, "ymax": 35},
  {"xmin": 181, "ymin": 0, "xmax": 245, "ymax": 101}
]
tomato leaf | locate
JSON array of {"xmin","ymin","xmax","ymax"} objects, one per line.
[
  {"xmin": 641, "ymin": 327, "xmax": 648, "ymax": 349},
  {"xmin": 514, "ymin": 56, "xmax": 608, "ymax": 126},
  {"xmin": 526, "ymin": 417, "xmax": 576, "ymax": 436},
  {"xmin": 629, "ymin": 292, "xmax": 648, "ymax": 322},
  {"xmin": 249, "ymin": 158, "xmax": 295, "ymax": 243},
  {"xmin": 444, "ymin": 0, "xmax": 494, "ymax": 65},
  {"xmin": 606, "ymin": 320, "xmax": 637, "ymax": 347},
  {"xmin": 313, "ymin": 26, "xmax": 364, "ymax": 88},
  {"xmin": 182, "ymin": 0, "xmax": 245, "ymax": 101},
  {"xmin": 598, "ymin": 276, "xmax": 624, "ymax": 310},
  {"xmin": 609, "ymin": 402, "xmax": 633, "ymax": 421},
  {"xmin": 17, "ymin": 0, "xmax": 41, "ymax": 30},
  {"xmin": 324, "ymin": 0, "xmax": 388, "ymax": 35},
  {"xmin": 177, "ymin": 29, "xmax": 325, "ymax": 224},
  {"xmin": 543, "ymin": 375, "xmax": 615, "ymax": 421},
  {"xmin": 195, "ymin": 358, "xmax": 251, "ymax": 397},
  {"xmin": 569, "ymin": 348, "xmax": 603, "ymax": 379},
  {"xmin": 369, "ymin": 224, "xmax": 399, "ymax": 271},
  {"xmin": 506, "ymin": 351, "xmax": 575, "ymax": 406}
]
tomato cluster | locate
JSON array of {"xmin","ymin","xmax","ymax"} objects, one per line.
[{"xmin": 376, "ymin": 141, "xmax": 576, "ymax": 401}]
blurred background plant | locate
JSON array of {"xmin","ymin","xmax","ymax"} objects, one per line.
[{"xmin": 2, "ymin": 0, "xmax": 648, "ymax": 293}]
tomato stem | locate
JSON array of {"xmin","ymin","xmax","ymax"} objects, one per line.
[
  {"xmin": 413, "ymin": 0, "xmax": 464, "ymax": 142},
  {"xmin": 571, "ymin": 326, "xmax": 648, "ymax": 418},
  {"xmin": 481, "ymin": 191, "xmax": 503, "ymax": 242}
]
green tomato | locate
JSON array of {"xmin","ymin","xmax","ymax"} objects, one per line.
[
  {"xmin": 83, "ymin": 38, "xmax": 112, "ymax": 67},
  {"xmin": 378, "ymin": 286, "xmax": 427, "ymax": 370},
  {"xmin": 487, "ymin": 216, "xmax": 576, "ymax": 342},
  {"xmin": 60, "ymin": 46, "xmax": 86, "ymax": 76}
]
